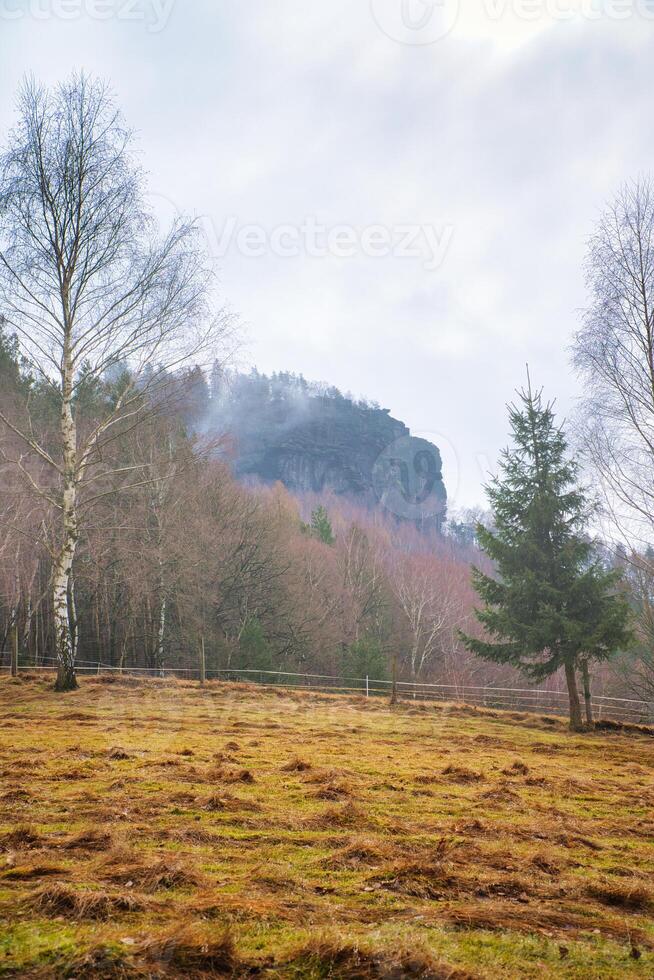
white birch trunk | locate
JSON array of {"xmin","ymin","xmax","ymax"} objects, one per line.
[
  {"xmin": 157, "ymin": 593, "xmax": 166, "ymax": 677},
  {"xmin": 53, "ymin": 342, "xmax": 79, "ymax": 692}
]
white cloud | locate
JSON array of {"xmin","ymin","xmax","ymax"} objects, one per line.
[{"xmin": 0, "ymin": 2, "xmax": 652, "ymax": 506}]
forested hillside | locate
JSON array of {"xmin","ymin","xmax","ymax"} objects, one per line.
[
  {"xmin": 0, "ymin": 318, "xmax": 477, "ymax": 687},
  {"xmin": 0, "ymin": 319, "xmax": 644, "ymax": 709}
]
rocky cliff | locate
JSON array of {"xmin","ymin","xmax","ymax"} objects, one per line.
[{"xmin": 211, "ymin": 371, "xmax": 447, "ymax": 526}]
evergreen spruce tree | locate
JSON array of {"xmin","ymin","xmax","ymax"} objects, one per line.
[
  {"xmin": 461, "ymin": 383, "xmax": 632, "ymax": 731},
  {"xmin": 309, "ymin": 505, "xmax": 335, "ymax": 546}
]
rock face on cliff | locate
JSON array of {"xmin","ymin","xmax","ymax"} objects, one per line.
[{"xmin": 211, "ymin": 371, "xmax": 447, "ymax": 526}]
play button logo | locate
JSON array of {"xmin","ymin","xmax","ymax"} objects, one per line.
[{"xmin": 370, "ymin": 0, "xmax": 459, "ymax": 45}]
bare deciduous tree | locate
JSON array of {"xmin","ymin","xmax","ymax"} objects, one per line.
[
  {"xmin": 573, "ymin": 178, "xmax": 654, "ymax": 693},
  {"xmin": 573, "ymin": 177, "xmax": 654, "ymax": 544},
  {"xmin": 388, "ymin": 549, "xmax": 462, "ymax": 683},
  {"xmin": 0, "ymin": 73, "xmax": 229, "ymax": 690}
]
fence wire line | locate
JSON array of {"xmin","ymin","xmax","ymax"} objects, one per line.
[{"xmin": 2, "ymin": 658, "xmax": 652, "ymax": 724}]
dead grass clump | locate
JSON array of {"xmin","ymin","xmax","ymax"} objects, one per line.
[
  {"xmin": 105, "ymin": 859, "xmax": 201, "ymax": 892},
  {"xmin": 414, "ymin": 774, "xmax": 436, "ymax": 785},
  {"xmin": 556, "ymin": 833, "xmax": 602, "ymax": 851},
  {"xmin": 211, "ymin": 766, "xmax": 256, "ymax": 784},
  {"xmin": 311, "ymin": 780, "xmax": 352, "ymax": 801},
  {"xmin": 377, "ymin": 860, "xmax": 458, "ymax": 900},
  {"xmin": 107, "ymin": 746, "xmax": 131, "ymax": 760},
  {"xmin": 142, "ymin": 925, "xmax": 235, "ymax": 973},
  {"xmin": 479, "ymin": 784, "xmax": 521, "ymax": 805},
  {"xmin": 2, "ymin": 863, "xmax": 69, "ymax": 881},
  {"xmin": 531, "ymin": 741, "xmax": 563, "ymax": 753},
  {"xmin": 305, "ymin": 767, "xmax": 349, "ymax": 784},
  {"xmin": 0, "ymin": 825, "xmax": 42, "ymax": 851},
  {"xmin": 586, "ymin": 878, "xmax": 653, "ymax": 911},
  {"xmin": 285, "ymin": 940, "xmax": 475, "ymax": 979},
  {"xmin": 60, "ymin": 945, "xmax": 140, "ymax": 979},
  {"xmin": 443, "ymin": 900, "xmax": 649, "ymax": 949},
  {"xmin": 451, "ymin": 818, "xmax": 489, "ymax": 836},
  {"xmin": 169, "ymin": 827, "xmax": 220, "ymax": 845},
  {"xmin": 308, "ymin": 804, "xmax": 368, "ymax": 830},
  {"xmin": 62, "ymin": 829, "xmax": 113, "ymax": 851},
  {"xmin": 30, "ymin": 882, "xmax": 145, "ymax": 920},
  {"xmin": 88, "ymin": 674, "xmax": 180, "ymax": 690},
  {"xmin": 525, "ymin": 776, "xmax": 549, "ymax": 787},
  {"xmin": 281, "ymin": 756, "xmax": 312, "ymax": 772},
  {"xmin": 502, "ymin": 761, "xmax": 529, "ymax": 776},
  {"xmin": 0, "ymin": 787, "xmax": 32, "ymax": 803},
  {"xmin": 530, "ymin": 853, "xmax": 562, "ymax": 876},
  {"xmin": 170, "ymin": 790, "xmax": 196, "ymax": 804},
  {"xmin": 204, "ymin": 792, "xmax": 261, "ymax": 812},
  {"xmin": 52, "ymin": 766, "xmax": 94, "ymax": 781},
  {"xmin": 442, "ymin": 765, "xmax": 483, "ymax": 784},
  {"xmin": 595, "ymin": 718, "xmax": 654, "ymax": 737},
  {"xmin": 473, "ymin": 876, "xmax": 533, "ymax": 902},
  {"xmin": 444, "ymin": 903, "xmax": 538, "ymax": 933},
  {"xmin": 224, "ymin": 740, "xmax": 241, "ymax": 751},
  {"xmin": 325, "ymin": 837, "xmax": 395, "ymax": 868}
]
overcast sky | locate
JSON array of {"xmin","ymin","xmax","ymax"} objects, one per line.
[{"xmin": 0, "ymin": 1, "xmax": 652, "ymax": 509}]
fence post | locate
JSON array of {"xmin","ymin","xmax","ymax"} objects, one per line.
[
  {"xmin": 199, "ymin": 634, "xmax": 206, "ymax": 686},
  {"xmin": 366, "ymin": 675, "xmax": 369, "ymax": 698},
  {"xmin": 10, "ymin": 624, "xmax": 18, "ymax": 678}
]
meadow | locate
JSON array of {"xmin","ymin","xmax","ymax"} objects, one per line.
[{"xmin": 0, "ymin": 674, "xmax": 653, "ymax": 978}]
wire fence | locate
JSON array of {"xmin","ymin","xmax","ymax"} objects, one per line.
[{"xmin": 2, "ymin": 654, "xmax": 653, "ymax": 725}]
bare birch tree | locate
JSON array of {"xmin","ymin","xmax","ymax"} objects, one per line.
[
  {"xmin": 573, "ymin": 178, "xmax": 654, "ymax": 690},
  {"xmin": 388, "ymin": 551, "xmax": 461, "ymax": 683},
  {"xmin": 0, "ymin": 73, "xmax": 229, "ymax": 690},
  {"xmin": 573, "ymin": 177, "xmax": 654, "ymax": 544}
]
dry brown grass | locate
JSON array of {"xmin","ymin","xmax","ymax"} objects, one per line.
[
  {"xmin": 307, "ymin": 803, "xmax": 370, "ymax": 830},
  {"xmin": 61, "ymin": 829, "xmax": 113, "ymax": 851},
  {"xmin": 1, "ymin": 674, "xmax": 654, "ymax": 978},
  {"xmin": 324, "ymin": 835, "xmax": 398, "ymax": 869},
  {"xmin": 1, "ymin": 863, "xmax": 68, "ymax": 881},
  {"xmin": 203, "ymin": 792, "xmax": 261, "ymax": 812},
  {"xmin": 442, "ymin": 765, "xmax": 484, "ymax": 783},
  {"xmin": 0, "ymin": 824, "xmax": 42, "ymax": 850},
  {"xmin": 283, "ymin": 939, "xmax": 479, "ymax": 978},
  {"xmin": 209, "ymin": 766, "xmax": 256, "ymax": 785},
  {"xmin": 280, "ymin": 756, "xmax": 313, "ymax": 772},
  {"xmin": 100, "ymin": 856, "xmax": 202, "ymax": 892},
  {"xmin": 140, "ymin": 924, "xmax": 235, "ymax": 974},
  {"xmin": 586, "ymin": 878, "xmax": 653, "ymax": 911},
  {"xmin": 29, "ymin": 882, "xmax": 146, "ymax": 920}
]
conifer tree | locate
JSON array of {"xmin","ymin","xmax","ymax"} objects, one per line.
[
  {"xmin": 309, "ymin": 506, "xmax": 335, "ymax": 546},
  {"xmin": 461, "ymin": 383, "xmax": 632, "ymax": 730}
]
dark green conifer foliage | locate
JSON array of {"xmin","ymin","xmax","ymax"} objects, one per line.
[
  {"xmin": 461, "ymin": 383, "xmax": 632, "ymax": 730},
  {"xmin": 309, "ymin": 505, "xmax": 335, "ymax": 546}
]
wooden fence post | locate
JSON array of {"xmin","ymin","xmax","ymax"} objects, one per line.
[
  {"xmin": 10, "ymin": 624, "xmax": 18, "ymax": 678},
  {"xmin": 199, "ymin": 634, "xmax": 206, "ymax": 686}
]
